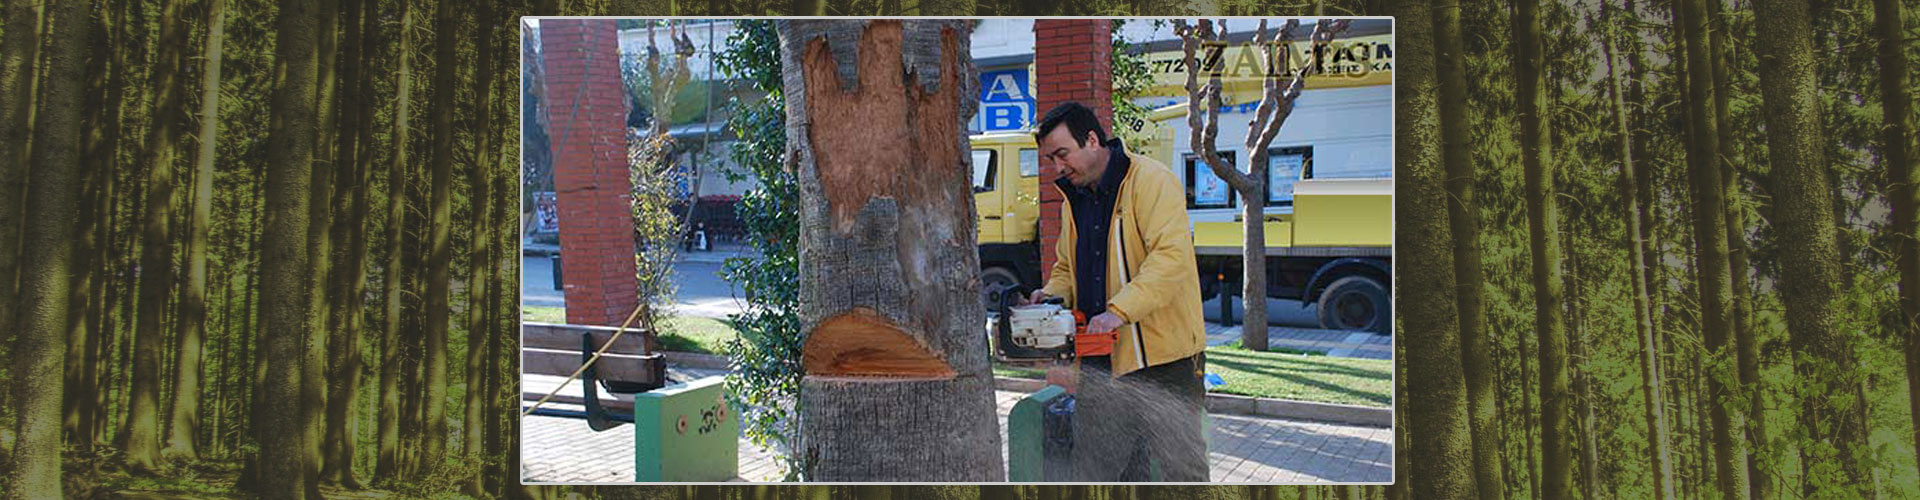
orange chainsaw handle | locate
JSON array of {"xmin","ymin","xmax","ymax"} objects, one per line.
[{"xmin": 1070, "ymin": 310, "xmax": 1118, "ymax": 358}]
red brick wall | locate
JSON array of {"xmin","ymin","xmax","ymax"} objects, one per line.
[
  {"xmin": 1033, "ymin": 20, "xmax": 1114, "ymax": 283},
  {"xmin": 542, "ymin": 19, "xmax": 638, "ymax": 327}
]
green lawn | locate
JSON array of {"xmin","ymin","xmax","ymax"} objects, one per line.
[
  {"xmin": 521, "ymin": 305, "xmax": 736, "ymax": 355},
  {"xmin": 992, "ymin": 345, "xmax": 1392, "ymax": 408}
]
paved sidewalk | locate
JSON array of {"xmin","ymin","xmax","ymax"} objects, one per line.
[
  {"xmin": 522, "ymin": 387, "xmax": 1391, "ymax": 484},
  {"xmin": 1204, "ymin": 323, "xmax": 1392, "ymax": 360}
]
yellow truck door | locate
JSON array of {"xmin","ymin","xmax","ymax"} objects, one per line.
[{"xmin": 971, "ymin": 148, "xmax": 1004, "ymax": 242}]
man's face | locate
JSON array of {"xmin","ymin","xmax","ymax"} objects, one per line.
[{"xmin": 1039, "ymin": 128, "xmax": 1105, "ymax": 187}]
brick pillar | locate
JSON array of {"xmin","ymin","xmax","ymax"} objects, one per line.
[
  {"xmin": 542, "ymin": 19, "xmax": 638, "ymax": 327},
  {"xmin": 1033, "ymin": 20, "xmax": 1114, "ymax": 283}
]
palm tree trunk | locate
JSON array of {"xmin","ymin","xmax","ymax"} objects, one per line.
[
  {"xmin": 4, "ymin": 0, "xmax": 87, "ymax": 496},
  {"xmin": 778, "ymin": 19, "xmax": 1003, "ymax": 481},
  {"xmin": 1394, "ymin": 2, "xmax": 1478, "ymax": 497},
  {"xmin": 1752, "ymin": 0, "xmax": 1872, "ymax": 495}
]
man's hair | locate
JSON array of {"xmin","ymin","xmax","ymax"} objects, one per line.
[{"xmin": 1035, "ymin": 101, "xmax": 1108, "ymax": 147}]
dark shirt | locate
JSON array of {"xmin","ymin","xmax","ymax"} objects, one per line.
[{"xmin": 1056, "ymin": 138, "xmax": 1132, "ymax": 318}]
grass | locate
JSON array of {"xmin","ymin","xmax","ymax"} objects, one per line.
[
  {"xmin": 520, "ymin": 305, "xmax": 736, "ymax": 355},
  {"xmin": 990, "ymin": 344, "xmax": 1392, "ymax": 408}
]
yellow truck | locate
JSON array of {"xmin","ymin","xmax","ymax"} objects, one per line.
[{"xmin": 969, "ymin": 127, "xmax": 1393, "ymax": 333}]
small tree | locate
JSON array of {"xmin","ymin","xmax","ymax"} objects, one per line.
[
  {"xmin": 1177, "ymin": 19, "xmax": 1347, "ymax": 351},
  {"xmin": 628, "ymin": 21, "xmax": 696, "ymax": 342}
]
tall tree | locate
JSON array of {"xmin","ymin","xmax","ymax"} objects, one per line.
[
  {"xmin": 162, "ymin": 0, "xmax": 228, "ymax": 462},
  {"xmin": 4, "ymin": 0, "xmax": 87, "ymax": 496},
  {"xmin": 1702, "ymin": 1, "xmax": 1767, "ymax": 496},
  {"xmin": 375, "ymin": 0, "xmax": 416, "ymax": 481},
  {"xmin": 462, "ymin": 1, "xmax": 500, "ymax": 494},
  {"xmin": 1432, "ymin": 0, "xmax": 1501, "ymax": 497},
  {"xmin": 1677, "ymin": 0, "xmax": 1750, "ymax": 496},
  {"xmin": 1752, "ymin": 0, "xmax": 1871, "ymax": 495},
  {"xmin": 0, "ymin": 0, "xmax": 44, "ymax": 361},
  {"xmin": 125, "ymin": 0, "xmax": 190, "ymax": 473},
  {"xmin": 321, "ymin": 0, "xmax": 373, "ymax": 487},
  {"xmin": 422, "ymin": 0, "xmax": 461, "ymax": 469},
  {"xmin": 1875, "ymin": 0, "xmax": 1920, "ymax": 485},
  {"xmin": 257, "ymin": 0, "xmax": 320, "ymax": 497},
  {"xmin": 1396, "ymin": 0, "xmax": 1478, "ymax": 497},
  {"xmin": 777, "ymin": 19, "xmax": 1003, "ymax": 481},
  {"xmin": 1513, "ymin": 0, "xmax": 1571, "ymax": 497},
  {"xmin": 300, "ymin": 0, "xmax": 340, "ymax": 489},
  {"xmin": 1603, "ymin": 3, "xmax": 1674, "ymax": 497}
]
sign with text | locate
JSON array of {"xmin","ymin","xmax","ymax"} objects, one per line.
[{"xmin": 976, "ymin": 68, "xmax": 1034, "ymax": 132}]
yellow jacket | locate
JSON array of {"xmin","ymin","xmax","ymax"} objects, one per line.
[{"xmin": 1041, "ymin": 150, "xmax": 1207, "ymax": 376}]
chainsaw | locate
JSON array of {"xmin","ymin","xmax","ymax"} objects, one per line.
[{"xmin": 990, "ymin": 284, "xmax": 1117, "ymax": 363}]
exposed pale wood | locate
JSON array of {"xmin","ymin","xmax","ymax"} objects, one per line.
[{"xmin": 802, "ymin": 308, "xmax": 956, "ymax": 379}]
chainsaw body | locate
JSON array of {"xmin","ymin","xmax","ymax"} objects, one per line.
[{"xmin": 992, "ymin": 285, "xmax": 1118, "ymax": 362}]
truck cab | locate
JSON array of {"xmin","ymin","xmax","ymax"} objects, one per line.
[{"xmin": 970, "ymin": 132, "xmax": 1044, "ymax": 305}]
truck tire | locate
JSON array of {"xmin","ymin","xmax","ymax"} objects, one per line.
[
  {"xmin": 982, "ymin": 266, "xmax": 1022, "ymax": 309},
  {"xmin": 1318, "ymin": 276, "xmax": 1390, "ymax": 334}
]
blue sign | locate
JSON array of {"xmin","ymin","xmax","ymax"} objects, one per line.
[{"xmin": 976, "ymin": 68, "xmax": 1034, "ymax": 132}]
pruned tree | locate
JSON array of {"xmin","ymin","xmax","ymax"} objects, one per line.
[
  {"xmin": 776, "ymin": 19, "xmax": 1003, "ymax": 481},
  {"xmin": 1176, "ymin": 18, "xmax": 1350, "ymax": 351}
]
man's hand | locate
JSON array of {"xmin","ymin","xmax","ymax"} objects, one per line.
[
  {"xmin": 1084, "ymin": 312, "xmax": 1124, "ymax": 335},
  {"xmin": 1022, "ymin": 289, "xmax": 1052, "ymax": 306}
]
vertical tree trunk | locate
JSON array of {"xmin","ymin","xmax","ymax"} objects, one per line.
[
  {"xmin": 1513, "ymin": 0, "xmax": 1570, "ymax": 497},
  {"xmin": 1603, "ymin": 5, "xmax": 1674, "ymax": 496},
  {"xmin": 375, "ymin": 0, "xmax": 415, "ymax": 481},
  {"xmin": 299, "ymin": 1, "xmax": 340, "ymax": 493},
  {"xmin": 778, "ymin": 20, "xmax": 1003, "ymax": 481},
  {"xmin": 1394, "ymin": 2, "xmax": 1478, "ymax": 497},
  {"xmin": 422, "ymin": 0, "xmax": 461, "ymax": 469},
  {"xmin": 62, "ymin": 4, "xmax": 112, "ymax": 448},
  {"xmin": 1752, "ymin": 0, "xmax": 1871, "ymax": 495},
  {"xmin": 1433, "ymin": 0, "xmax": 1501, "ymax": 497},
  {"xmin": 0, "ymin": 0, "xmax": 44, "ymax": 357},
  {"xmin": 257, "ymin": 0, "xmax": 319, "ymax": 496},
  {"xmin": 1703, "ymin": 2, "xmax": 1767, "ymax": 496},
  {"xmin": 320, "ymin": 0, "xmax": 369, "ymax": 486},
  {"xmin": 80, "ymin": 0, "xmax": 127, "ymax": 446},
  {"xmin": 161, "ymin": 0, "xmax": 226, "ymax": 462},
  {"xmin": 125, "ymin": 0, "xmax": 190, "ymax": 473},
  {"xmin": 3, "ymin": 0, "xmax": 86, "ymax": 496},
  {"xmin": 1677, "ymin": 0, "xmax": 1749, "ymax": 496},
  {"xmin": 1875, "ymin": 0, "xmax": 1920, "ymax": 486},
  {"xmin": 462, "ymin": 3, "xmax": 499, "ymax": 494}
]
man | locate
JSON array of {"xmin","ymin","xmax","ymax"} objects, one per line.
[{"xmin": 1022, "ymin": 101, "xmax": 1209, "ymax": 482}]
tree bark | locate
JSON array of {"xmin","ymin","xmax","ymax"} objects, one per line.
[
  {"xmin": 1512, "ymin": 0, "xmax": 1570, "ymax": 497},
  {"xmin": 62, "ymin": 4, "xmax": 113, "ymax": 449},
  {"xmin": 161, "ymin": 0, "xmax": 226, "ymax": 462},
  {"xmin": 1874, "ymin": 0, "xmax": 1920, "ymax": 487},
  {"xmin": 1394, "ymin": 1, "xmax": 1478, "ymax": 497},
  {"xmin": 257, "ymin": 0, "xmax": 319, "ymax": 496},
  {"xmin": 376, "ymin": 0, "xmax": 415, "ymax": 481},
  {"xmin": 320, "ymin": 0, "xmax": 368, "ymax": 487},
  {"xmin": 1702, "ymin": 1, "xmax": 1767, "ymax": 496},
  {"xmin": 1752, "ymin": 0, "xmax": 1871, "ymax": 495},
  {"xmin": 422, "ymin": 0, "xmax": 461, "ymax": 469},
  {"xmin": 778, "ymin": 20, "xmax": 1003, "ymax": 481},
  {"xmin": 1677, "ymin": 0, "xmax": 1750, "ymax": 496},
  {"xmin": 1432, "ymin": 0, "xmax": 1501, "ymax": 497},
  {"xmin": 0, "ymin": 0, "xmax": 44, "ymax": 357},
  {"xmin": 3, "ymin": 0, "xmax": 86, "ymax": 496},
  {"xmin": 1603, "ymin": 4, "xmax": 1674, "ymax": 497},
  {"xmin": 462, "ymin": 2, "xmax": 499, "ymax": 494},
  {"xmin": 125, "ymin": 0, "xmax": 190, "ymax": 473}
]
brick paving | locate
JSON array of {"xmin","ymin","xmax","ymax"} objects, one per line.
[
  {"xmin": 1203, "ymin": 323, "xmax": 1393, "ymax": 360},
  {"xmin": 522, "ymin": 387, "xmax": 1391, "ymax": 484}
]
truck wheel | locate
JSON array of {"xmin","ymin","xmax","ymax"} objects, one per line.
[
  {"xmin": 1318, "ymin": 276, "xmax": 1390, "ymax": 334},
  {"xmin": 982, "ymin": 267, "xmax": 1022, "ymax": 309}
]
